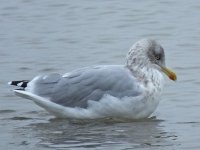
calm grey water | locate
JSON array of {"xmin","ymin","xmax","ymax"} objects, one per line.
[{"xmin": 1, "ymin": 0, "xmax": 200, "ymax": 149}]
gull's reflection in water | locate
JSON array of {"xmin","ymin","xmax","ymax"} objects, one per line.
[{"xmin": 28, "ymin": 118, "xmax": 177, "ymax": 149}]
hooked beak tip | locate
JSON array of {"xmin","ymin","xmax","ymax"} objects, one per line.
[{"xmin": 161, "ymin": 67, "xmax": 177, "ymax": 81}]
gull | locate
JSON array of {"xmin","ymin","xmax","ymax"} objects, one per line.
[{"xmin": 8, "ymin": 39, "xmax": 177, "ymax": 119}]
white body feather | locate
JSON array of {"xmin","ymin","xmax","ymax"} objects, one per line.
[{"xmin": 14, "ymin": 67, "xmax": 164, "ymax": 119}]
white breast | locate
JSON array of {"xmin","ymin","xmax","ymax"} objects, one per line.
[{"xmin": 136, "ymin": 68, "xmax": 164, "ymax": 118}]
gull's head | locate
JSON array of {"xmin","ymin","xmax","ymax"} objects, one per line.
[{"xmin": 126, "ymin": 38, "xmax": 177, "ymax": 81}]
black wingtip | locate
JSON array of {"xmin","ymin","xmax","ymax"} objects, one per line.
[{"xmin": 8, "ymin": 80, "xmax": 29, "ymax": 88}]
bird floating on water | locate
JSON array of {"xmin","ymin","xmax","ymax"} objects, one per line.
[{"xmin": 8, "ymin": 39, "xmax": 177, "ymax": 119}]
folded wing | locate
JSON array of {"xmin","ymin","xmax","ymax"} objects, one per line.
[{"xmin": 25, "ymin": 65, "xmax": 143, "ymax": 108}]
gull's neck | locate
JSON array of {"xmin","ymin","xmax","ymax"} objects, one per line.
[{"xmin": 127, "ymin": 64, "xmax": 164, "ymax": 89}]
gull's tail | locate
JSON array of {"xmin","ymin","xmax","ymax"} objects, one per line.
[{"xmin": 8, "ymin": 80, "xmax": 29, "ymax": 89}]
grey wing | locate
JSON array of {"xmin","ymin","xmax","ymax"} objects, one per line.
[{"xmin": 27, "ymin": 65, "xmax": 143, "ymax": 108}]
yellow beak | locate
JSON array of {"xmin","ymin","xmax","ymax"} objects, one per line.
[{"xmin": 161, "ymin": 66, "xmax": 177, "ymax": 81}]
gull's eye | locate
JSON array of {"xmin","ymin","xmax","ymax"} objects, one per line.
[{"xmin": 155, "ymin": 55, "xmax": 161, "ymax": 60}]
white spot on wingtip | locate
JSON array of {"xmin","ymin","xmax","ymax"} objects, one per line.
[
  {"xmin": 17, "ymin": 82, "xmax": 23, "ymax": 87},
  {"xmin": 8, "ymin": 81, "xmax": 12, "ymax": 85}
]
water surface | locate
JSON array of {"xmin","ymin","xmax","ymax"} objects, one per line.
[{"xmin": 1, "ymin": 0, "xmax": 200, "ymax": 149}]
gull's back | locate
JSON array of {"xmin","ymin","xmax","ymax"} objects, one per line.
[{"xmin": 24, "ymin": 65, "xmax": 143, "ymax": 108}]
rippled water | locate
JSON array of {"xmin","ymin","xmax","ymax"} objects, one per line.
[{"xmin": 1, "ymin": 0, "xmax": 200, "ymax": 149}]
